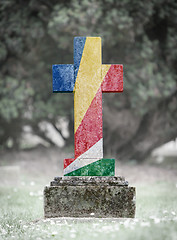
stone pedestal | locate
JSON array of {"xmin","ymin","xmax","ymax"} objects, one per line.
[{"xmin": 44, "ymin": 176, "xmax": 136, "ymax": 218}]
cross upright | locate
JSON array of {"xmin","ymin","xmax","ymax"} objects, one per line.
[{"xmin": 53, "ymin": 37, "xmax": 123, "ymax": 176}]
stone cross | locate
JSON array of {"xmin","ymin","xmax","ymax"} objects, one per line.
[{"xmin": 53, "ymin": 37, "xmax": 123, "ymax": 176}]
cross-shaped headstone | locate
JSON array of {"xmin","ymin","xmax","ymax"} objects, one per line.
[{"xmin": 53, "ymin": 37, "xmax": 123, "ymax": 176}]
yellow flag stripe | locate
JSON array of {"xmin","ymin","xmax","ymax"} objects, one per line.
[
  {"xmin": 102, "ymin": 64, "xmax": 111, "ymax": 81},
  {"xmin": 74, "ymin": 37, "xmax": 102, "ymax": 133}
]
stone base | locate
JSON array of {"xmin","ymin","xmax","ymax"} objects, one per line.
[{"xmin": 44, "ymin": 176, "xmax": 136, "ymax": 218}]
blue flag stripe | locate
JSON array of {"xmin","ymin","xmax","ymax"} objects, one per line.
[
  {"xmin": 53, "ymin": 64, "xmax": 74, "ymax": 92},
  {"xmin": 73, "ymin": 37, "xmax": 86, "ymax": 82}
]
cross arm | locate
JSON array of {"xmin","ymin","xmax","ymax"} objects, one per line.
[
  {"xmin": 101, "ymin": 64, "xmax": 123, "ymax": 92},
  {"xmin": 53, "ymin": 64, "xmax": 74, "ymax": 92}
]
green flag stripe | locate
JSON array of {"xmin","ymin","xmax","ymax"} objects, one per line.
[{"xmin": 64, "ymin": 158, "xmax": 115, "ymax": 176}]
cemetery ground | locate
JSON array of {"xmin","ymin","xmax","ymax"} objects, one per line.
[{"xmin": 0, "ymin": 147, "xmax": 177, "ymax": 240}]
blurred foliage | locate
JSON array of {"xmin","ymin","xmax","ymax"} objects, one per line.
[{"xmin": 0, "ymin": 0, "xmax": 176, "ymax": 158}]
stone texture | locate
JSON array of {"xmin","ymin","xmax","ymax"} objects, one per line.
[
  {"xmin": 48, "ymin": 36, "xmax": 136, "ymax": 218},
  {"xmin": 64, "ymin": 158, "xmax": 115, "ymax": 176},
  {"xmin": 51, "ymin": 176, "xmax": 128, "ymax": 186},
  {"xmin": 44, "ymin": 176, "xmax": 136, "ymax": 218},
  {"xmin": 52, "ymin": 37, "xmax": 123, "ymax": 176}
]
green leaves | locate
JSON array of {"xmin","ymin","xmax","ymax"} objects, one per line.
[
  {"xmin": 0, "ymin": 77, "xmax": 34, "ymax": 121},
  {"xmin": 0, "ymin": 0, "xmax": 176, "ymax": 149}
]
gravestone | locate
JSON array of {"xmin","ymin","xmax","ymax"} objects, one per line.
[{"xmin": 44, "ymin": 37, "xmax": 136, "ymax": 218}]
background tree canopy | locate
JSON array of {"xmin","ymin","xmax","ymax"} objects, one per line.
[{"xmin": 0, "ymin": 0, "xmax": 177, "ymax": 161}]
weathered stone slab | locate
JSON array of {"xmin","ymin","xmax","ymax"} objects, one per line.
[
  {"xmin": 51, "ymin": 176, "xmax": 128, "ymax": 186},
  {"xmin": 46, "ymin": 36, "xmax": 136, "ymax": 219},
  {"xmin": 44, "ymin": 176, "xmax": 135, "ymax": 218}
]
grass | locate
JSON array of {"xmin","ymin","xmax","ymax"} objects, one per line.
[
  {"xmin": 0, "ymin": 147, "xmax": 177, "ymax": 239},
  {"xmin": 0, "ymin": 179, "xmax": 177, "ymax": 240}
]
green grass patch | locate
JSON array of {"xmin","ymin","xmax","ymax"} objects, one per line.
[{"xmin": 0, "ymin": 180, "xmax": 177, "ymax": 239}]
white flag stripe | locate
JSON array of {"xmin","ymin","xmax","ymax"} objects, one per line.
[{"xmin": 64, "ymin": 138, "xmax": 103, "ymax": 175}]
